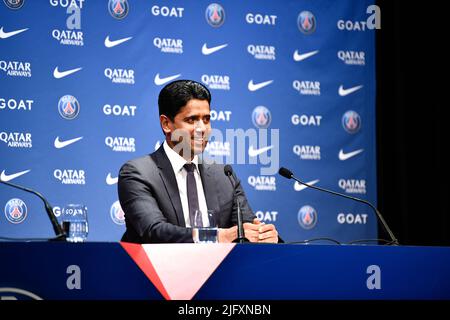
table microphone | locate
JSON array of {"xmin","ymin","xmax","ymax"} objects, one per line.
[{"xmin": 278, "ymin": 167, "xmax": 399, "ymax": 245}]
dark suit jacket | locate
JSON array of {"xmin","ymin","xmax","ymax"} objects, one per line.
[{"xmin": 118, "ymin": 146, "xmax": 255, "ymax": 243}]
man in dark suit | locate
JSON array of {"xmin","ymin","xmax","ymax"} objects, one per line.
[{"xmin": 118, "ymin": 80, "xmax": 279, "ymax": 243}]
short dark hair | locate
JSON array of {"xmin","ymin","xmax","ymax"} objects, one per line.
[{"xmin": 158, "ymin": 80, "xmax": 211, "ymax": 120}]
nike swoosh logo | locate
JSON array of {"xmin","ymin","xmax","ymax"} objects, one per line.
[
  {"xmin": 154, "ymin": 73, "xmax": 181, "ymax": 86},
  {"xmin": 294, "ymin": 179, "xmax": 320, "ymax": 191},
  {"xmin": 293, "ymin": 50, "xmax": 319, "ymax": 62},
  {"xmin": 104, "ymin": 35, "xmax": 133, "ymax": 48},
  {"xmin": 53, "ymin": 67, "xmax": 82, "ymax": 79},
  {"xmin": 338, "ymin": 148, "xmax": 364, "ymax": 161},
  {"xmin": 248, "ymin": 79, "xmax": 273, "ymax": 92},
  {"xmin": 1, "ymin": 169, "xmax": 31, "ymax": 182},
  {"xmin": 0, "ymin": 27, "xmax": 28, "ymax": 39},
  {"xmin": 248, "ymin": 145, "xmax": 273, "ymax": 157},
  {"xmin": 201, "ymin": 43, "xmax": 228, "ymax": 55},
  {"xmin": 54, "ymin": 136, "xmax": 83, "ymax": 149},
  {"xmin": 338, "ymin": 85, "xmax": 363, "ymax": 96},
  {"xmin": 106, "ymin": 173, "xmax": 118, "ymax": 185}
]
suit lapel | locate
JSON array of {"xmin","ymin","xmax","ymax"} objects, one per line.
[{"xmin": 154, "ymin": 146, "xmax": 185, "ymax": 227}]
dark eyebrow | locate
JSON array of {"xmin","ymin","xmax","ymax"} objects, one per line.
[
  {"xmin": 184, "ymin": 114, "xmax": 210, "ymax": 121},
  {"xmin": 184, "ymin": 115, "xmax": 200, "ymax": 121}
]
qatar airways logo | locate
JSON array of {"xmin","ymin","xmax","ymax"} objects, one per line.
[
  {"xmin": 0, "ymin": 60, "xmax": 31, "ymax": 78},
  {"xmin": 105, "ymin": 136, "xmax": 135, "ymax": 152},
  {"xmin": 204, "ymin": 141, "xmax": 230, "ymax": 157},
  {"xmin": 293, "ymin": 80, "xmax": 321, "ymax": 96},
  {"xmin": 0, "ymin": 132, "xmax": 32, "ymax": 148},
  {"xmin": 338, "ymin": 179, "xmax": 366, "ymax": 194},
  {"xmin": 338, "ymin": 50, "xmax": 366, "ymax": 66},
  {"xmin": 293, "ymin": 145, "xmax": 321, "ymax": 160},
  {"xmin": 53, "ymin": 169, "xmax": 85, "ymax": 185},
  {"xmin": 201, "ymin": 74, "xmax": 230, "ymax": 90},
  {"xmin": 52, "ymin": 29, "xmax": 83, "ymax": 46},
  {"xmin": 0, "ymin": 98, "xmax": 33, "ymax": 111},
  {"xmin": 248, "ymin": 176, "xmax": 276, "ymax": 191},
  {"xmin": 153, "ymin": 37, "xmax": 183, "ymax": 54},
  {"xmin": 51, "ymin": 2, "xmax": 84, "ymax": 46},
  {"xmin": 247, "ymin": 45, "xmax": 276, "ymax": 60},
  {"xmin": 104, "ymin": 68, "xmax": 135, "ymax": 85}
]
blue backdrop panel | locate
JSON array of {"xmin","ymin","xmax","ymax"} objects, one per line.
[{"xmin": 0, "ymin": 0, "xmax": 377, "ymax": 243}]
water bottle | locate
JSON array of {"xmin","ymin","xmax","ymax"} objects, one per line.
[{"xmin": 62, "ymin": 204, "xmax": 88, "ymax": 243}]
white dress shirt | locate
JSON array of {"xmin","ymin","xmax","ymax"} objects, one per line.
[{"xmin": 163, "ymin": 141, "xmax": 209, "ymax": 227}]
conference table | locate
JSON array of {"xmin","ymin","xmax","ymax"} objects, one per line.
[{"xmin": 1, "ymin": 242, "xmax": 450, "ymax": 300}]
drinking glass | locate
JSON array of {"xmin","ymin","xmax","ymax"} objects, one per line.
[
  {"xmin": 192, "ymin": 210, "xmax": 218, "ymax": 243},
  {"xmin": 62, "ymin": 204, "xmax": 88, "ymax": 243}
]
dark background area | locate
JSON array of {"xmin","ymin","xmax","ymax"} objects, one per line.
[{"xmin": 376, "ymin": 1, "xmax": 449, "ymax": 246}]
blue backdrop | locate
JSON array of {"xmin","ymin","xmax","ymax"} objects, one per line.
[{"xmin": 0, "ymin": 0, "xmax": 377, "ymax": 243}]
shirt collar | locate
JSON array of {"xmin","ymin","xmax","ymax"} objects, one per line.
[{"xmin": 163, "ymin": 140, "xmax": 199, "ymax": 173}]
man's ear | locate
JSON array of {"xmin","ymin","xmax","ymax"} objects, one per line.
[{"xmin": 160, "ymin": 114, "xmax": 172, "ymax": 134}]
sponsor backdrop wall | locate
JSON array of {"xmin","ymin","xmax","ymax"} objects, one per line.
[{"xmin": 0, "ymin": 0, "xmax": 377, "ymax": 243}]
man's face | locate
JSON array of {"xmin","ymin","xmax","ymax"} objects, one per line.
[{"xmin": 162, "ymin": 99, "xmax": 211, "ymax": 158}]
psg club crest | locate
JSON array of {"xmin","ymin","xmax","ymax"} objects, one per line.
[
  {"xmin": 252, "ymin": 106, "xmax": 271, "ymax": 129},
  {"xmin": 205, "ymin": 3, "xmax": 225, "ymax": 27},
  {"xmin": 108, "ymin": 0, "xmax": 129, "ymax": 19},
  {"xmin": 342, "ymin": 110, "xmax": 361, "ymax": 134},
  {"xmin": 3, "ymin": 0, "xmax": 24, "ymax": 9},
  {"xmin": 58, "ymin": 95, "xmax": 80, "ymax": 120},
  {"xmin": 4, "ymin": 198, "xmax": 27, "ymax": 224},
  {"xmin": 110, "ymin": 200, "xmax": 125, "ymax": 225},
  {"xmin": 298, "ymin": 205, "xmax": 317, "ymax": 229},
  {"xmin": 297, "ymin": 11, "xmax": 316, "ymax": 35}
]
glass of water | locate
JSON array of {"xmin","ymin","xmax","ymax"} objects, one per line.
[
  {"xmin": 62, "ymin": 204, "xmax": 88, "ymax": 243},
  {"xmin": 192, "ymin": 210, "xmax": 218, "ymax": 243}
]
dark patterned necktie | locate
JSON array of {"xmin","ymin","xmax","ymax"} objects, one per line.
[{"xmin": 183, "ymin": 163, "xmax": 201, "ymax": 227}]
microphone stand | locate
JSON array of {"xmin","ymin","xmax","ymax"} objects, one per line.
[
  {"xmin": 232, "ymin": 197, "xmax": 249, "ymax": 244},
  {"xmin": 279, "ymin": 168, "xmax": 399, "ymax": 245},
  {"xmin": 224, "ymin": 166, "xmax": 249, "ymax": 243}
]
